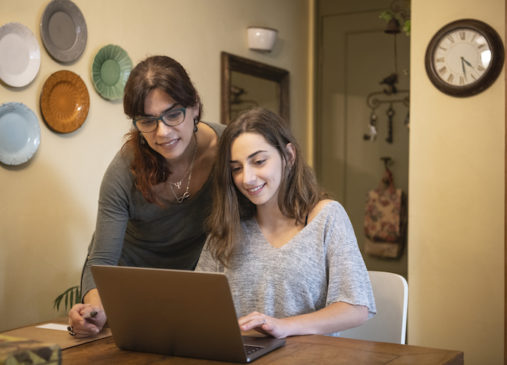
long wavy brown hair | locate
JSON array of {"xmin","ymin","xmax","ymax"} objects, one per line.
[
  {"xmin": 206, "ymin": 107, "xmax": 323, "ymax": 266},
  {"xmin": 121, "ymin": 56, "xmax": 202, "ymax": 204}
]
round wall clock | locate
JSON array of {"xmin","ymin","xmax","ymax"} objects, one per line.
[{"xmin": 425, "ymin": 19, "xmax": 504, "ymax": 97}]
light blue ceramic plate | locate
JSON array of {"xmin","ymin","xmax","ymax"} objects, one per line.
[
  {"xmin": 0, "ymin": 102, "xmax": 40, "ymax": 165},
  {"xmin": 92, "ymin": 44, "xmax": 132, "ymax": 101}
]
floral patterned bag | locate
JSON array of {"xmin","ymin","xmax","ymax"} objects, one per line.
[{"xmin": 363, "ymin": 168, "xmax": 407, "ymax": 258}]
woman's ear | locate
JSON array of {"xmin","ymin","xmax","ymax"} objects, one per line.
[
  {"xmin": 190, "ymin": 103, "xmax": 200, "ymax": 120},
  {"xmin": 285, "ymin": 143, "xmax": 296, "ymax": 166}
]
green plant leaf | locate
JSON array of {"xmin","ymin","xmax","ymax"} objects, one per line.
[
  {"xmin": 379, "ymin": 10, "xmax": 393, "ymax": 22},
  {"xmin": 53, "ymin": 293, "xmax": 63, "ymax": 311},
  {"xmin": 53, "ymin": 285, "xmax": 81, "ymax": 312},
  {"xmin": 403, "ymin": 20, "xmax": 411, "ymax": 36}
]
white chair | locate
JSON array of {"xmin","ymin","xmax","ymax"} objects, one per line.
[{"xmin": 340, "ymin": 270, "xmax": 408, "ymax": 344}]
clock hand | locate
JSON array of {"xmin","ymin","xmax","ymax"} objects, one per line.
[
  {"xmin": 460, "ymin": 56, "xmax": 467, "ymax": 79},
  {"xmin": 462, "ymin": 57, "xmax": 473, "ymax": 67},
  {"xmin": 461, "ymin": 56, "xmax": 480, "ymax": 80}
]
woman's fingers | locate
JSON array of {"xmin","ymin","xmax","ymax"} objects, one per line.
[
  {"xmin": 68, "ymin": 304, "xmax": 105, "ymax": 337},
  {"xmin": 238, "ymin": 312, "xmax": 268, "ymax": 331},
  {"xmin": 238, "ymin": 312, "xmax": 287, "ymax": 338}
]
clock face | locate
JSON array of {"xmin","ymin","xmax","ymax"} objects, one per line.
[
  {"xmin": 433, "ymin": 29, "xmax": 491, "ymax": 86},
  {"xmin": 425, "ymin": 19, "xmax": 504, "ymax": 97}
]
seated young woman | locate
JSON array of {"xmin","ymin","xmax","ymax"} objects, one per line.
[{"xmin": 196, "ymin": 107, "xmax": 376, "ymax": 338}]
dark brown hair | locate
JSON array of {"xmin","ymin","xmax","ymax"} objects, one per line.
[
  {"xmin": 122, "ymin": 56, "xmax": 201, "ymax": 204},
  {"xmin": 206, "ymin": 107, "xmax": 323, "ymax": 266}
]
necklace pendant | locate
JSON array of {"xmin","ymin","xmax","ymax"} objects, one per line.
[
  {"xmin": 169, "ymin": 136, "xmax": 197, "ymax": 204},
  {"xmin": 176, "ymin": 191, "xmax": 190, "ymax": 203}
]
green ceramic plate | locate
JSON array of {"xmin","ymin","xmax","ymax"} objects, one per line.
[{"xmin": 91, "ymin": 44, "xmax": 132, "ymax": 101}]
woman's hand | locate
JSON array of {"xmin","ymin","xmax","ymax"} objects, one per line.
[
  {"xmin": 68, "ymin": 303, "xmax": 106, "ymax": 338},
  {"xmin": 238, "ymin": 303, "xmax": 369, "ymax": 339},
  {"xmin": 238, "ymin": 311, "xmax": 288, "ymax": 339}
]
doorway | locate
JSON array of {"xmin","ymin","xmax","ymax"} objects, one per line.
[{"xmin": 316, "ymin": 0, "xmax": 410, "ymax": 278}]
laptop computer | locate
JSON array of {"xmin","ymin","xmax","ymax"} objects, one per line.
[{"xmin": 91, "ymin": 265, "xmax": 286, "ymax": 362}]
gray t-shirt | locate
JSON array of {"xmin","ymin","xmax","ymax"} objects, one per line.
[
  {"xmin": 81, "ymin": 121, "xmax": 224, "ymax": 298},
  {"xmin": 196, "ymin": 201, "xmax": 376, "ymax": 336}
]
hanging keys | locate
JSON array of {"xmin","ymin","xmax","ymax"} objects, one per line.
[{"xmin": 363, "ymin": 110, "xmax": 378, "ymax": 141}]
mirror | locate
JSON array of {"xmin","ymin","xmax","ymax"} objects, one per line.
[{"xmin": 221, "ymin": 52, "xmax": 290, "ymax": 124}]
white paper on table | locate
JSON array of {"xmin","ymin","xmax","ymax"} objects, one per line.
[{"xmin": 36, "ymin": 323, "xmax": 69, "ymax": 331}]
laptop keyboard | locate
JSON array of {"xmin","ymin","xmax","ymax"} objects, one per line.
[{"xmin": 244, "ymin": 345, "xmax": 263, "ymax": 355}]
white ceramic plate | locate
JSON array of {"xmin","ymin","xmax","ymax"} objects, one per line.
[
  {"xmin": 40, "ymin": 0, "xmax": 87, "ymax": 63},
  {"xmin": 0, "ymin": 102, "xmax": 41, "ymax": 165},
  {"xmin": 0, "ymin": 23, "xmax": 41, "ymax": 87}
]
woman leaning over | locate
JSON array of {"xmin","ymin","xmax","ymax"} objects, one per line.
[{"xmin": 68, "ymin": 56, "xmax": 224, "ymax": 337}]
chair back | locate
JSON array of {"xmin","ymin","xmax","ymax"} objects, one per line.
[{"xmin": 340, "ymin": 270, "xmax": 408, "ymax": 344}]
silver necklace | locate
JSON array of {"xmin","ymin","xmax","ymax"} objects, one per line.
[
  {"xmin": 169, "ymin": 170, "xmax": 190, "ymax": 190},
  {"xmin": 168, "ymin": 139, "xmax": 197, "ymax": 203}
]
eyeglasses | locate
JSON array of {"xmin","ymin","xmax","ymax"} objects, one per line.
[{"xmin": 133, "ymin": 106, "xmax": 186, "ymax": 133}]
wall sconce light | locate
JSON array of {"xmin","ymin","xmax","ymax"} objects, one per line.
[{"xmin": 247, "ymin": 26, "xmax": 278, "ymax": 52}]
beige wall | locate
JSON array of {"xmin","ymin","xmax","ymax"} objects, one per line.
[
  {"xmin": 409, "ymin": 0, "xmax": 504, "ymax": 364},
  {"xmin": 0, "ymin": 0, "xmax": 311, "ymax": 331}
]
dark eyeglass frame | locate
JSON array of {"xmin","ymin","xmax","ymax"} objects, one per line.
[{"xmin": 132, "ymin": 106, "xmax": 187, "ymax": 133}]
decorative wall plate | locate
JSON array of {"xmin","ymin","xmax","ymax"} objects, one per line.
[
  {"xmin": 0, "ymin": 23, "xmax": 41, "ymax": 87},
  {"xmin": 40, "ymin": 0, "xmax": 87, "ymax": 63},
  {"xmin": 92, "ymin": 44, "xmax": 133, "ymax": 100},
  {"xmin": 40, "ymin": 70, "xmax": 90, "ymax": 133},
  {"xmin": 0, "ymin": 102, "xmax": 41, "ymax": 165}
]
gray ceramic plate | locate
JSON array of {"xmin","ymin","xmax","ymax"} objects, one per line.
[
  {"xmin": 40, "ymin": 0, "xmax": 87, "ymax": 63},
  {"xmin": 0, "ymin": 102, "xmax": 40, "ymax": 165}
]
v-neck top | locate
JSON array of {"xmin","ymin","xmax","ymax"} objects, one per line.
[{"xmin": 196, "ymin": 201, "xmax": 376, "ymax": 336}]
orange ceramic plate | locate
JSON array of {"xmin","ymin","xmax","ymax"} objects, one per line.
[{"xmin": 40, "ymin": 70, "xmax": 89, "ymax": 133}]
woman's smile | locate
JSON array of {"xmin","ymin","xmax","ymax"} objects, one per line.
[
  {"xmin": 246, "ymin": 183, "xmax": 266, "ymax": 195},
  {"xmin": 157, "ymin": 137, "xmax": 180, "ymax": 149}
]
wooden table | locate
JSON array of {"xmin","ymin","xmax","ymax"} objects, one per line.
[
  {"xmin": 2, "ymin": 319, "xmax": 463, "ymax": 364},
  {"xmin": 62, "ymin": 333, "xmax": 463, "ymax": 364}
]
